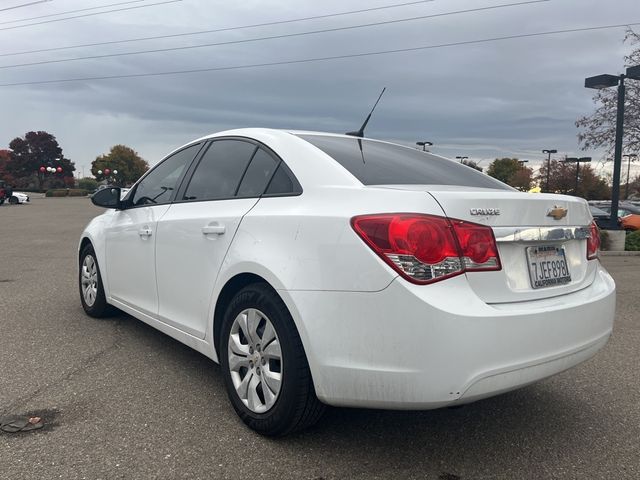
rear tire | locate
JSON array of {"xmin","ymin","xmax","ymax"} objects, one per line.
[
  {"xmin": 9, "ymin": 196, "xmax": 18, "ymax": 205},
  {"xmin": 220, "ymin": 283, "xmax": 325, "ymax": 436},
  {"xmin": 79, "ymin": 244, "xmax": 116, "ymax": 318}
]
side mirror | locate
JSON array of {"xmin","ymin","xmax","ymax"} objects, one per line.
[{"xmin": 91, "ymin": 187, "xmax": 122, "ymax": 209}]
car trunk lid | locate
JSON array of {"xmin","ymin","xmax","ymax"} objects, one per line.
[{"xmin": 376, "ymin": 185, "xmax": 597, "ymax": 303}]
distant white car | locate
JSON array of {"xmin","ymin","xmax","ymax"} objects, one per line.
[
  {"xmin": 10, "ymin": 192, "xmax": 29, "ymax": 204},
  {"xmin": 80, "ymin": 128, "xmax": 616, "ymax": 436}
]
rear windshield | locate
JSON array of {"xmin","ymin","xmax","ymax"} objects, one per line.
[{"xmin": 297, "ymin": 134, "xmax": 510, "ymax": 190}]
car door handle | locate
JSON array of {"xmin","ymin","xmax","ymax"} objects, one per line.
[
  {"xmin": 202, "ymin": 223, "xmax": 225, "ymax": 235},
  {"xmin": 138, "ymin": 227, "xmax": 153, "ymax": 237}
]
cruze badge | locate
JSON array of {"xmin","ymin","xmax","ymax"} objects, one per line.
[
  {"xmin": 470, "ymin": 208, "xmax": 500, "ymax": 216},
  {"xmin": 547, "ymin": 206, "xmax": 568, "ymax": 220}
]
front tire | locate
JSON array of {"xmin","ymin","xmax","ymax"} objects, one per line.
[
  {"xmin": 9, "ymin": 196, "xmax": 18, "ymax": 205},
  {"xmin": 220, "ymin": 283, "xmax": 325, "ymax": 436},
  {"xmin": 79, "ymin": 244, "xmax": 115, "ymax": 318}
]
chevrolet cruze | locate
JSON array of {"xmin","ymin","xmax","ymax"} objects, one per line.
[{"xmin": 80, "ymin": 129, "xmax": 616, "ymax": 436}]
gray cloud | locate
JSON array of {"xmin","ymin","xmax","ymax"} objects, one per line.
[{"xmin": 1, "ymin": 0, "xmax": 638, "ymax": 176}]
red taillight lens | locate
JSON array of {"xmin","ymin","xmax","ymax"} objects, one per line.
[
  {"xmin": 351, "ymin": 214, "xmax": 501, "ymax": 284},
  {"xmin": 451, "ymin": 220, "xmax": 501, "ymax": 270},
  {"xmin": 587, "ymin": 220, "xmax": 600, "ymax": 260}
]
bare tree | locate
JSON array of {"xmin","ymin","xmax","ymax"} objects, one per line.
[{"xmin": 576, "ymin": 30, "xmax": 640, "ymax": 156}]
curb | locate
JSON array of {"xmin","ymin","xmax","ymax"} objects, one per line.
[{"xmin": 600, "ymin": 251, "xmax": 640, "ymax": 256}]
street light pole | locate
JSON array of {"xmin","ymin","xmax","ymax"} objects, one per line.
[
  {"xmin": 542, "ymin": 149, "xmax": 557, "ymax": 192},
  {"xmin": 416, "ymin": 141, "xmax": 433, "ymax": 152},
  {"xmin": 563, "ymin": 157, "xmax": 592, "ymax": 195},
  {"xmin": 584, "ymin": 66, "xmax": 640, "ymax": 229},
  {"xmin": 610, "ymin": 76, "xmax": 626, "ymax": 226}
]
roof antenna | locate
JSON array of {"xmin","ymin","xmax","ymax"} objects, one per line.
[{"xmin": 346, "ymin": 87, "xmax": 386, "ymax": 138}]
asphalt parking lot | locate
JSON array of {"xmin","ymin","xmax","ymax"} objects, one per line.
[{"xmin": 1, "ymin": 197, "xmax": 639, "ymax": 480}]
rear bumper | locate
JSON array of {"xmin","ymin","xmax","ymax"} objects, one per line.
[{"xmin": 281, "ymin": 263, "xmax": 615, "ymax": 409}]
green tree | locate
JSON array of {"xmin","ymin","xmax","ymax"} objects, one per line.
[
  {"xmin": 486, "ymin": 158, "xmax": 521, "ymax": 184},
  {"xmin": 8, "ymin": 131, "xmax": 75, "ymax": 190},
  {"xmin": 576, "ymin": 30, "xmax": 640, "ymax": 155},
  {"xmin": 536, "ymin": 160, "xmax": 610, "ymax": 199},
  {"xmin": 510, "ymin": 167, "xmax": 534, "ymax": 191},
  {"xmin": 92, "ymin": 145, "xmax": 149, "ymax": 187}
]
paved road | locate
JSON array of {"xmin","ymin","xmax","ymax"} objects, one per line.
[{"xmin": 1, "ymin": 197, "xmax": 638, "ymax": 479}]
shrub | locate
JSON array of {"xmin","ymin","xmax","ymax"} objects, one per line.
[
  {"xmin": 45, "ymin": 188, "xmax": 89, "ymax": 197},
  {"xmin": 625, "ymin": 230, "xmax": 640, "ymax": 251},
  {"xmin": 78, "ymin": 177, "xmax": 98, "ymax": 191}
]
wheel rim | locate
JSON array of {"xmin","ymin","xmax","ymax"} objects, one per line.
[
  {"xmin": 227, "ymin": 308, "xmax": 282, "ymax": 414},
  {"xmin": 81, "ymin": 254, "xmax": 99, "ymax": 307}
]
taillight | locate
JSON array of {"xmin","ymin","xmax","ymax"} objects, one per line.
[
  {"xmin": 587, "ymin": 220, "xmax": 600, "ymax": 260},
  {"xmin": 351, "ymin": 213, "xmax": 501, "ymax": 284}
]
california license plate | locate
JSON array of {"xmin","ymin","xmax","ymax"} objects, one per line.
[{"xmin": 526, "ymin": 245, "xmax": 571, "ymax": 289}]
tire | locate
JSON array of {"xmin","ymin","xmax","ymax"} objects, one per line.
[
  {"xmin": 9, "ymin": 196, "xmax": 18, "ymax": 205},
  {"xmin": 79, "ymin": 244, "xmax": 116, "ymax": 318},
  {"xmin": 220, "ymin": 283, "xmax": 325, "ymax": 436}
]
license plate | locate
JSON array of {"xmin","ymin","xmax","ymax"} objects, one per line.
[{"xmin": 526, "ymin": 245, "xmax": 571, "ymax": 289}]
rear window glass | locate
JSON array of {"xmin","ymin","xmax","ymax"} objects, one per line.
[{"xmin": 297, "ymin": 135, "xmax": 510, "ymax": 190}]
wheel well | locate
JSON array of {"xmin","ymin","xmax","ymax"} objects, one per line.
[
  {"xmin": 79, "ymin": 237, "xmax": 92, "ymax": 264},
  {"xmin": 213, "ymin": 273, "xmax": 272, "ymax": 354}
]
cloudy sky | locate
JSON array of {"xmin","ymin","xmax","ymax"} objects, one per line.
[{"xmin": 0, "ymin": 0, "xmax": 638, "ymax": 177}]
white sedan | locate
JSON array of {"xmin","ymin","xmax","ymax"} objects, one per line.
[
  {"xmin": 10, "ymin": 192, "xmax": 29, "ymax": 204},
  {"xmin": 80, "ymin": 129, "xmax": 616, "ymax": 436}
]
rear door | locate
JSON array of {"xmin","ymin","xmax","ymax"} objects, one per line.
[{"xmin": 155, "ymin": 140, "xmax": 281, "ymax": 338}]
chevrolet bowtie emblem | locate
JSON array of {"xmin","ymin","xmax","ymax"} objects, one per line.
[{"xmin": 547, "ymin": 206, "xmax": 568, "ymax": 220}]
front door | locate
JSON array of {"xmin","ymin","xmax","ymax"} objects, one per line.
[{"xmin": 104, "ymin": 143, "xmax": 202, "ymax": 315}]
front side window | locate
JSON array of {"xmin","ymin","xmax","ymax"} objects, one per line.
[
  {"xmin": 183, "ymin": 140, "xmax": 256, "ymax": 201},
  {"xmin": 132, "ymin": 144, "xmax": 200, "ymax": 206}
]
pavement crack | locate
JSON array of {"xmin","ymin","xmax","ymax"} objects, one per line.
[{"xmin": 1, "ymin": 319, "xmax": 125, "ymax": 416}]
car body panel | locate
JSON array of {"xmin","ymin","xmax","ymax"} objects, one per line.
[
  {"xmin": 105, "ymin": 205, "xmax": 170, "ymax": 316},
  {"xmin": 155, "ymin": 198, "xmax": 260, "ymax": 338},
  {"xmin": 285, "ymin": 263, "xmax": 614, "ymax": 408},
  {"xmin": 11, "ymin": 192, "xmax": 29, "ymax": 204}
]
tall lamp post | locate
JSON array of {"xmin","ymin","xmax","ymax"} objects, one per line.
[
  {"xmin": 585, "ymin": 64, "xmax": 640, "ymax": 229},
  {"xmin": 416, "ymin": 141, "xmax": 433, "ymax": 152},
  {"xmin": 623, "ymin": 153, "xmax": 637, "ymax": 199},
  {"xmin": 561, "ymin": 157, "xmax": 591, "ymax": 196},
  {"xmin": 456, "ymin": 156, "xmax": 468, "ymax": 163},
  {"xmin": 542, "ymin": 149, "xmax": 557, "ymax": 192}
]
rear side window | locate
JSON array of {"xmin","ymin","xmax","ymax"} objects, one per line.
[
  {"xmin": 265, "ymin": 162, "xmax": 301, "ymax": 195},
  {"xmin": 183, "ymin": 140, "xmax": 256, "ymax": 201},
  {"xmin": 237, "ymin": 148, "xmax": 278, "ymax": 197},
  {"xmin": 297, "ymin": 135, "xmax": 510, "ymax": 190}
]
